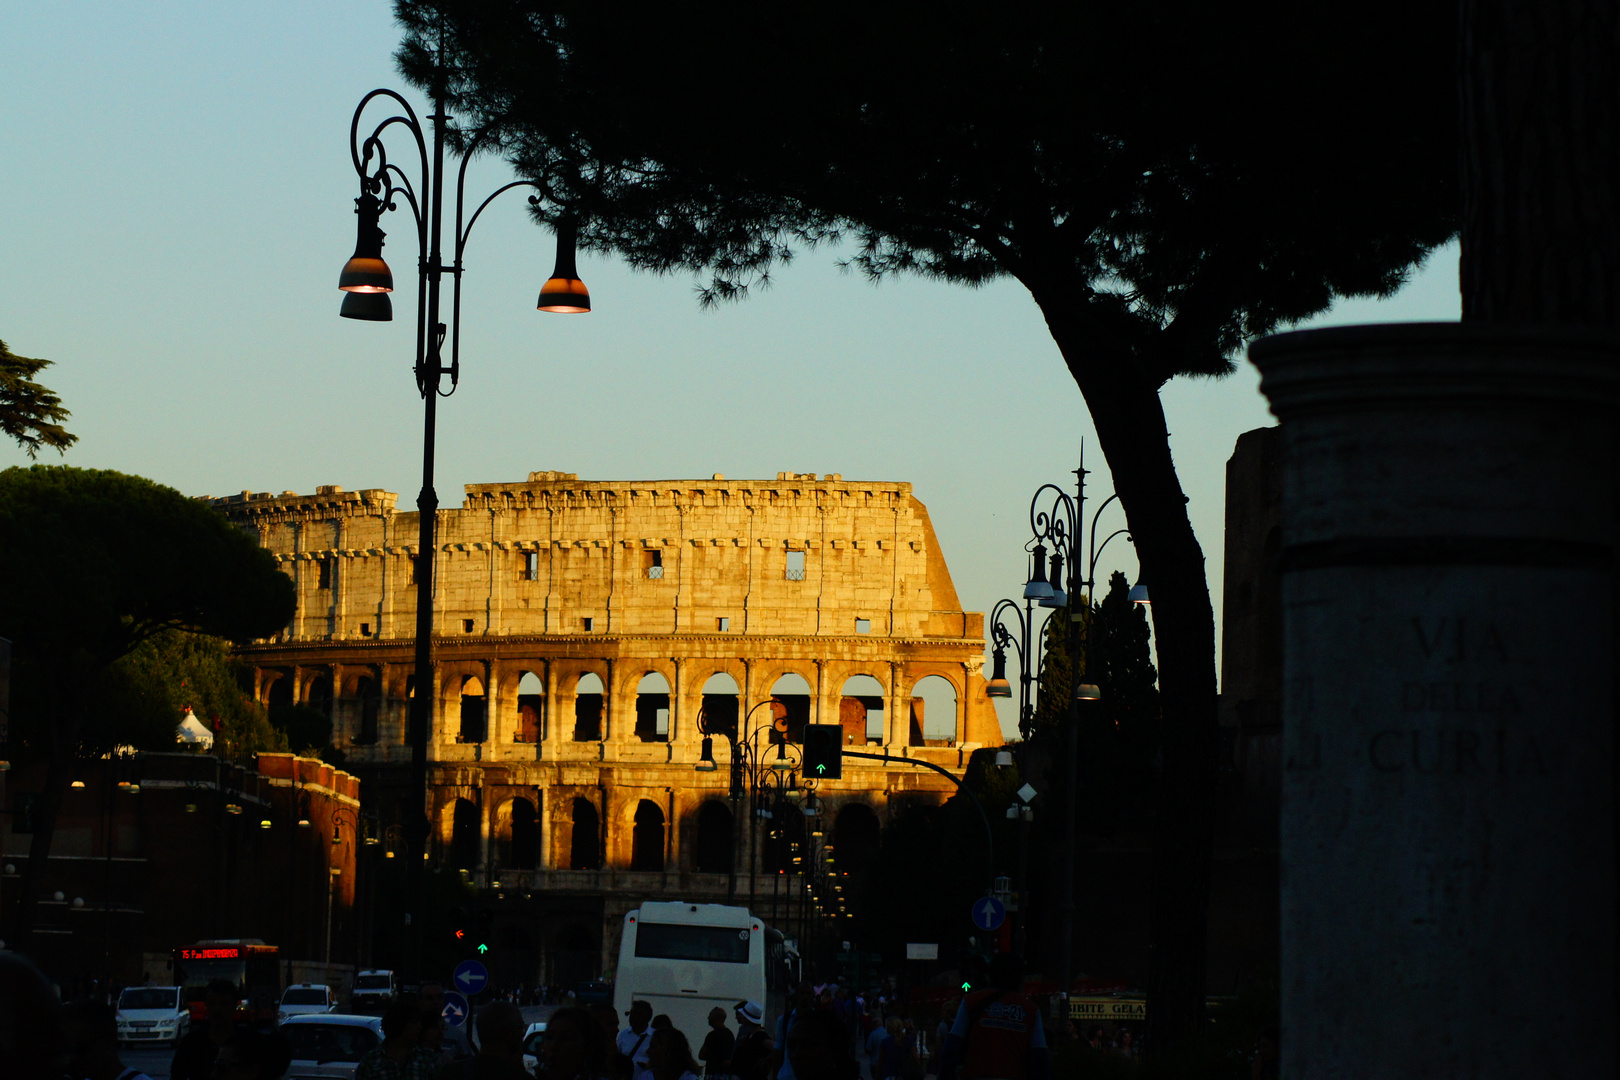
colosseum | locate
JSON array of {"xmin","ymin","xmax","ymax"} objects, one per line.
[{"xmin": 213, "ymin": 470, "xmax": 1000, "ymax": 985}]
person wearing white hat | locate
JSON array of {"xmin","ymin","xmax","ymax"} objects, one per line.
[{"xmin": 728, "ymin": 1002, "xmax": 771, "ymax": 1080}]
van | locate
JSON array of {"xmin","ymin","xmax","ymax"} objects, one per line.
[{"xmin": 351, "ymin": 969, "xmax": 396, "ymax": 1012}]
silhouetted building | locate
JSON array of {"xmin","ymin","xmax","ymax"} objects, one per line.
[{"xmin": 1, "ymin": 752, "xmax": 360, "ymax": 994}]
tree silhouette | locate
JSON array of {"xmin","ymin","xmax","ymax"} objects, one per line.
[
  {"xmin": 0, "ymin": 340, "xmax": 75, "ymax": 459},
  {"xmin": 0, "ymin": 466, "xmax": 294, "ymax": 940},
  {"xmin": 396, "ymin": 0, "xmax": 1458, "ymax": 1042}
]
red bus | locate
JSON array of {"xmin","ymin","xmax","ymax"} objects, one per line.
[{"xmin": 173, "ymin": 940, "xmax": 281, "ymax": 1023}]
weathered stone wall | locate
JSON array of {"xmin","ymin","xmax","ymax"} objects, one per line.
[{"xmin": 212, "ymin": 472, "xmax": 997, "ymax": 979}]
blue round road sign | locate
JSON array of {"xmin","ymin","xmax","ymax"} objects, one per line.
[
  {"xmin": 441, "ymin": 991, "xmax": 470, "ymax": 1028},
  {"xmin": 972, "ymin": 896, "xmax": 1007, "ymax": 931},
  {"xmin": 453, "ymin": 959, "xmax": 490, "ymax": 996}
]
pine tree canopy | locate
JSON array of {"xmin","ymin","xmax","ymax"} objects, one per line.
[
  {"xmin": 0, "ymin": 339, "xmax": 76, "ymax": 460},
  {"xmin": 396, "ymin": 0, "xmax": 1457, "ymax": 383}
]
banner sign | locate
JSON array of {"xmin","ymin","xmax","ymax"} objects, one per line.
[{"xmin": 1069, "ymin": 997, "xmax": 1146, "ymax": 1022}]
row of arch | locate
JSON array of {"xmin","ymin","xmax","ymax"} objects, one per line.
[
  {"xmin": 269, "ymin": 666, "xmax": 963, "ymax": 748},
  {"xmin": 436, "ymin": 794, "xmax": 884, "ymax": 878}
]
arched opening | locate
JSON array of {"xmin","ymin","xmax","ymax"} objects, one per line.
[
  {"xmin": 700, "ymin": 673, "xmax": 740, "ymax": 738},
  {"xmin": 909, "ymin": 675, "xmax": 959, "ymax": 746},
  {"xmin": 569, "ymin": 798, "xmax": 601, "ymax": 870},
  {"xmin": 833, "ymin": 802, "xmax": 881, "ymax": 879},
  {"xmin": 304, "ymin": 673, "xmax": 333, "ymax": 718},
  {"xmin": 574, "ymin": 673, "xmax": 604, "ymax": 741},
  {"xmin": 630, "ymin": 799, "xmax": 666, "ymax": 871},
  {"xmin": 839, "ymin": 674, "xmax": 886, "ymax": 745},
  {"xmin": 508, "ymin": 797, "xmax": 539, "ymax": 870},
  {"xmin": 693, "ymin": 801, "xmax": 734, "ymax": 874},
  {"xmin": 517, "ymin": 671, "xmax": 544, "ymax": 743},
  {"xmin": 549, "ymin": 922, "xmax": 599, "ymax": 987},
  {"xmin": 635, "ymin": 672, "xmax": 671, "ymax": 743},
  {"xmin": 769, "ymin": 672, "xmax": 813, "ymax": 744},
  {"xmin": 459, "ymin": 675, "xmax": 487, "ymax": 743},
  {"xmin": 493, "ymin": 923, "xmax": 537, "ymax": 990},
  {"xmin": 762, "ymin": 799, "xmax": 807, "ymax": 874},
  {"xmin": 354, "ymin": 675, "xmax": 382, "ymax": 745},
  {"xmin": 265, "ymin": 674, "xmax": 292, "ymax": 716},
  {"xmin": 449, "ymin": 797, "xmax": 480, "ymax": 871}
]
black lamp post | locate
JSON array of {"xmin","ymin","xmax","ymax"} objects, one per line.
[
  {"xmin": 697, "ymin": 699, "xmax": 798, "ymax": 909},
  {"xmin": 988, "ymin": 444, "xmax": 1141, "ymax": 1001},
  {"xmin": 338, "ymin": 82, "xmax": 589, "ymax": 981}
]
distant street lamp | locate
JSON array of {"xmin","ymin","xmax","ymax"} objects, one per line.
[
  {"xmin": 697, "ymin": 699, "xmax": 801, "ymax": 908},
  {"xmin": 987, "ymin": 445, "xmax": 1135, "ymax": 999},
  {"xmin": 338, "ymin": 79, "xmax": 589, "ymax": 980}
]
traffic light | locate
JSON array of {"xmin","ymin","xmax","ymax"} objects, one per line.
[
  {"xmin": 449, "ymin": 906, "xmax": 468, "ymax": 943},
  {"xmin": 802, "ymin": 724, "xmax": 843, "ymax": 779},
  {"xmin": 475, "ymin": 908, "xmax": 494, "ymax": 954}
]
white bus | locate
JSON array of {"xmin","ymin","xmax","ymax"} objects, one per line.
[{"xmin": 613, "ymin": 902, "xmax": 796, "ymax": 1047}]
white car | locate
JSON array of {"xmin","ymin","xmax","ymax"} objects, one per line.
[
  {"xmin": 278, "ymin": 984, "xmax": 339, "ymax": 1025},
  {"xmin": 522, "ymin": 1019, "xmax": 548, "ymax": 1075},
  {"xmin": 116, "ymin": 986, "xmax": 190, "ymax": 1048},
  {"xmin": 280, "ymin": 1014, "xmax": 384, "ymax": 1080}
]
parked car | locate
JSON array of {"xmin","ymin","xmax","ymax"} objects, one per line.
[
  {"xmin": 350, "ymin": 969, "xmax": 396, "ymax": 1012},
  {"xmin": 116, "ymin": 986, "xmax": 190, "ymax": 1048},
  {"xmin": 280, "ymin": 1014, "xmax": 384, "ymax": 1080},
  {"xmin": 278, "ymin": 984, "xmax": 339, "ymax": 1025},
  {"xmin": 575, "ymin": 980, "xmax": 613, "ymax": 1005},
  {"xmin": 521, "ymin": 1020, "xmax": 548, "ymax": 1076}
]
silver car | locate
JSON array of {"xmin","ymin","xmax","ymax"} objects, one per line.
[
  {"xmin": 279, "ymin": 1014, "xmax": 384, "ymax": 1080},
  {"xmin": 279, "ymin": 984, "xmax": 339, "ymax": 1025},
  {"xmin": 116, "ymin": 986, "xmax": 190, "ymax": 1048}
]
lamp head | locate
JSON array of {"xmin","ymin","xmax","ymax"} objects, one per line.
[
  {"xmin": 1022, "ymin": 543, "xmax": 1053, "ymax": 600},
  {"xmin": 1075, "ymin": 683, "xmax": 1101, "ymax": 702},
  {"xmin": 1039, "ymin": 551, "xmax": 1067, "ymax": 607},
  {"xmin": 537, "ymin": 219, "xmax": 591, "ymax": 313},
  {"xmin": 1129, "ymin": 582, "xmax": 1151, "ymax": 605},
  {"xmin": 986, "ymin": 648, "xmax": 1012, "ymax": 698},
  {"xmin": 696, "ymin": 737, "xmax": 718, "ymax": 771},
  {"xmin": 338, "ymin": 191, "xmax": 394, "ymax": 294}
]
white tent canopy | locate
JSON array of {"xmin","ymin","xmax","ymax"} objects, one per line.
[{"xmin": 176, "ymin": 707, "xmax": 214, "ymax": 750}]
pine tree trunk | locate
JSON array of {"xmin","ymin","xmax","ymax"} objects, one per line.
[
  {"xmin": 11, "ymin": 671, "xmax": 79, "ymax": 944},
  {"xmin": 1459, "ymin": 0, "xmax": 1620, "ymax": 327},
  {"xmin": 1034, "ymin": 292, "xmax": 1221, "ymax": 1050}
]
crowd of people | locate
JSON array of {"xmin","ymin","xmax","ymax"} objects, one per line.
[{"xmin": 3, "ymin": 947, "xmax": 1155, "ymax": 1080}]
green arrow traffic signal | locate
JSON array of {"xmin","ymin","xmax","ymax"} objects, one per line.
[
  {"xmin": 477, "ymin": 943, "xmax": 489, "ymax": 954},
  {"xmin": 802, "ymin": 725, "xmax": 842, "ymax": 779}
]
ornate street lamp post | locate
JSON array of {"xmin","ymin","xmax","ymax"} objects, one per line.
[
  {"xmin": 697, "ymin": 699, "xmax": 798, "ymax": 909},
  {"xmin": 337, "ymin": 81, "xmax": 588, "ymax": 980},
  {"xmin": 987, "ymin": 445, "xmax": 1142, "ymax": 1001}
]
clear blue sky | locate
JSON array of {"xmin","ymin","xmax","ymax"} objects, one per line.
[{"xmin": 0, "ymin": 2, "xmax": 1460, "ymax": 738}]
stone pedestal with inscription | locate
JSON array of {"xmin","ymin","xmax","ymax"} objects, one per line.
[{"xmin": 1251, "ymin": 324, "xmax": 1618, "ymax": 1078}]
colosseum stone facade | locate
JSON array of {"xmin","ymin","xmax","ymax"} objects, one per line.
[{"xmin": 213, "ymin": 471, "xmax": 999, "ymax": 984}]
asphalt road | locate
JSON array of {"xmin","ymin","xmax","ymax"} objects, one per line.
[{"xmin": 123, "ymin": 1046, "xmax": 172, "ymax": 1079}]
